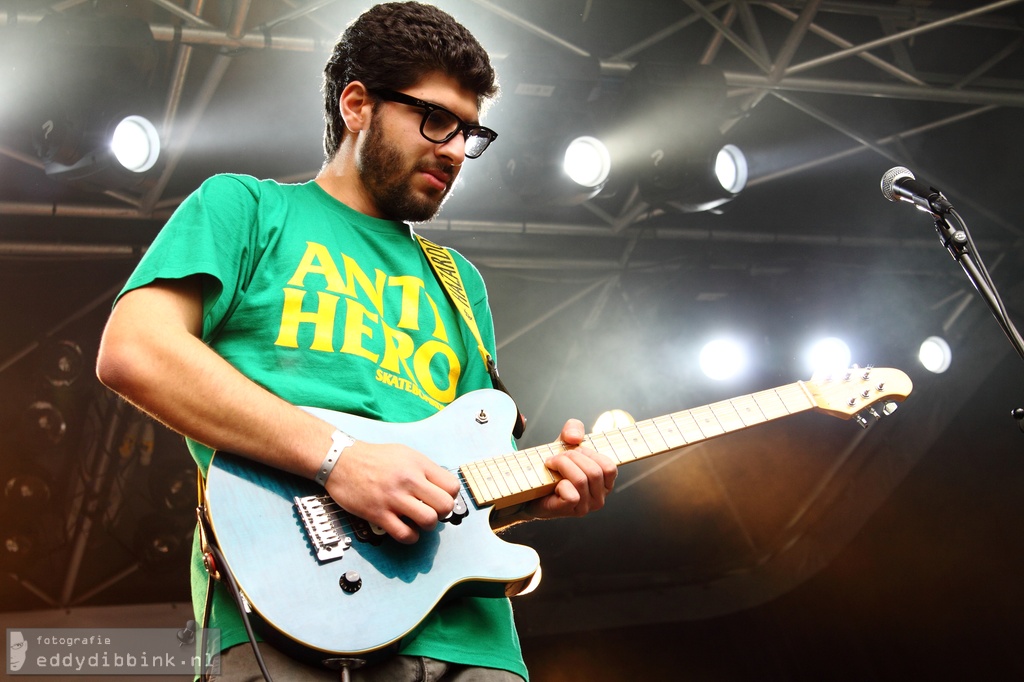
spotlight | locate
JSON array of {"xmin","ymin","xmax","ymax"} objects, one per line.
[
  {"xmin": 37, "ymin": 112, "xmax": 162, "ymax": 187},
  {"xmin": 0, "ymin": 525, "xmax": 39, "ymax": 571},
  {"xmin": 26, "ymin": 12, "xmax": 161, "ymax": 190},
  {"xmin": 620, "ymin": 63, "xmax": 746, "ymax": 212},
  {"xmin": 919, "ymin": 336, "xmax": 952, "ymax": 374},
  {"xmin": 150, "ymin": 467, "xmax": 197, "ymax": 511},
  {"xmin": 111, "ymin": 115, "xmax": 161, "ymax": 172},
  {"xmin": 639, "ymin": 137, "xmax": 748, "ymax": 212},
  {"xmin": 715, "ymin": 144, "xmax": 748, "ymax": 195},
  {"xmin": 498, "ymin": 49, "xmax": 608, "ymax": 205},
  {"xmin": 3, "ymin": 468, "xmax": 54, "ymax": 517},
  {"xmin": 21, "ymin": 401, "xmax": 67, "ymax": 448},
  {"xmin": 133, "ymin": 514, "xmax": 188, "ymax": 566},
  {"xmin": 502, "ymin": 126, "xmax": 612, "ymax": 205},
  {"xmin": 40, "ymin": 339, "xmax": 85, "ymax": 387},
  {"xmin": 699, "ymin": 338, "xmax": 748, "ymax": 381},
  {"xmin": 807, "ymin": 337, "xmax": 852, "ymax": 376},
  {"xmin": 563, "ymin": 136, "xmax": 612, "ymax": 189},
  {"xmin": 593, "ymin": 409, "xmax": 635, "ymax": 433}
]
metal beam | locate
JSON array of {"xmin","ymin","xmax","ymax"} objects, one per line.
[
  {"xmin": 0, "ymin": 221, "xmax": 968, "ymax": 260},
  {"xmin": 724, "ymin": 72, "xmax": 1024, "ymax": 107},
  {"xmin": 784, "ymin": 0, "xmax": 1024, "ymax": 77}
]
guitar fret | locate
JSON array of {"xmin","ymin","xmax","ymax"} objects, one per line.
[
  {"xmin": 527, "ymin": 447, "xmax": 556, "ymax": 485},
  {"xmin": 752, "ymin": 389, "xmax": 790, "ymax": 419},
  {"xmin": 780, "ymin": 384, "xmax": 814, "ymax": 412},
  {"xmin": 651, "ymin": 415, "xmax": 687, "ymax": 450},
  {"xmin": 669, "ymin": 410, "xmax": 705, "ymax": 444},
  {"xmin": 515, "ymin": 450, "xmax": 545, "ymax": 490},
  {"xmin": 689, "ymin": 405, "xmax": 725, "ymax": 438},
  {"xmin": 500, "ymin": 453, "xmax": 530, "ymax": 493},
  {"xmin": 462, "ymin": 461, "xmax": 497, "ymax": 504},
  {"xmin": 484, "ymin": 458, "xmax": 515, "ymax": 498},
  {"xmin": 730, "ymin": 395, "xmax": 763, "ymax": 427},
  {"xmin": 601, "ymin": 430, "xmax": 637, "ymax": 462},
  {"xmin": 635, "ymin": 420, "xmax": 668, "ymax": 455},
  {"xmin": 619, "ymin": 425, "xmax": 652, "ymax": 459},
  {"xmin": 710, "ymin": 400, "xmax": 745, "ymax": 432},
  {"xmin": 477, "ymin": 459, "xmax": 509, "ymax": 501},
  {"xmin": 584, "ymin": 433, "xmax": 615, "ymax": 463}
]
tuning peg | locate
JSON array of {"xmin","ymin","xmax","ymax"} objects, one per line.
[
  {"xmin": 854, "ymin": 414, "xmax": 870, "ymax": 429},
  {"xmin": 868, "ymin": 407, "xmax": 881, "ymax": 420},
  {"xmin": 882, "ymin": 401, "xmax": 898, "ymax": 416}
]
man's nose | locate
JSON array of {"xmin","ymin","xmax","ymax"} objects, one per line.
[{"xmin": 436, "ymin": 131, "xmax": 467, "ymax": 166}]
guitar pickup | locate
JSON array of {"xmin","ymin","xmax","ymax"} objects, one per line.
[{"xmin": 294, "ymin": 494, "xmax": 351, "ymax": 563}]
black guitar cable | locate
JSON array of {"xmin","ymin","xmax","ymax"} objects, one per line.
[
  {"xmin": 206, "ymin": 540, "xmax": 277, "ymax": 682},
  {"xmin": 196, "ymin": 500, "xmax": 275, "ymax": 682}
]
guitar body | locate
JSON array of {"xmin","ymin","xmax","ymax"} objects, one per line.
[{"xmin": 204, "ymin": 389, "xmax": 540, "ymax": 657}]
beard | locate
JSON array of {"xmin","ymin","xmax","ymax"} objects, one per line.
[{"xmin": 357, "ymin": 114, "xmax": 456, "ymax": 223}]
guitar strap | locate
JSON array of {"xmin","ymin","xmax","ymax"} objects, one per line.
[
  {"xmin": 415, "ymin": 233, "xmax": 526, "ymax": 439},
  {"xmin": 194, "ymin": 472, "xmax": 219, "ymax": 681}
]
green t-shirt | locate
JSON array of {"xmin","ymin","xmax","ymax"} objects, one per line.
[{"xmin": 119, "ymin": 174, "xmax": 526, "ymax": 679}]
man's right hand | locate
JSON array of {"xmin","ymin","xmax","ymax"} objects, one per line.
[{"xmin": 324, "ymin": 440, "xmax": 461, "ymax": 544}]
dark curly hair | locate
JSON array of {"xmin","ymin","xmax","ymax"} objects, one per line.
[{"xmin": 322, "ymin": 2, "xmax": 499, "ymax": 160}]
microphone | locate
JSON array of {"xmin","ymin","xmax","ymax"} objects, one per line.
[{"xmin": 880, "ymin": 166, "xmax": 953, "ymax": 214}]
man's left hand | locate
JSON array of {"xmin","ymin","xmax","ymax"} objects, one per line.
[{"xmin": 525, "ymin": 419, "xmax": 618, "ymax": 519}]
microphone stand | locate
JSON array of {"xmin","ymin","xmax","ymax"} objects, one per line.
[{"xmin": 931, "ymin": 207, "xmax": 1024, "ymax": 432}]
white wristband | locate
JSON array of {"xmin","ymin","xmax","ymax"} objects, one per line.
[{"xmin": 315, "ymin": 429, "xmax": 355, "ymax": 486}]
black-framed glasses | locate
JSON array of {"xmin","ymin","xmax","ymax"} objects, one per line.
[{"xmin": 372, "ymin": 89, "xmax": 498, "ymax": 159}]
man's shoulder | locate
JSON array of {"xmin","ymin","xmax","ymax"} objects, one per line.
[{"xmin": 197, "ymin": 173, "xmax": 308, "ymax": 198}]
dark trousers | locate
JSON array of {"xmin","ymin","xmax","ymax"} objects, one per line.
[{"xmin": 216, "ymin": 643, "xmax": 525, "ymax": 682}]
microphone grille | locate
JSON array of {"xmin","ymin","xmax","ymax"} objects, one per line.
[{"xmin": 880, "ymin": 166, "xmax": 914, "ymax": 202}]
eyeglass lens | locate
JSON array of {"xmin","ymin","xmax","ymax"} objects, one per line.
[{"xmin": 421, "ymin": 108, "xmax": 492, "ymax": 158}]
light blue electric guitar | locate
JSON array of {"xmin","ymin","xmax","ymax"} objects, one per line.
[{"xmin": 204, "ymin": 367, "xmax": 912, "ymax": 658}]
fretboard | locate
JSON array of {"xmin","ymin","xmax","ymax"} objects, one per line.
[{"xmin": 459, "ymin": 380, "xmax": 816, "ymax": 509}]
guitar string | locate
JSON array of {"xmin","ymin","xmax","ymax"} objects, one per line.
[
  {"xmin": 306, "ymin": 388, "xmax": 812, "ymax": 540},
  {"xmin": 310, "ymin": 388, "xmax": 786, "ymax": 533},
  {"xmin": 303, "ymin": 383, "xmax": 829, "ymax": 542}
]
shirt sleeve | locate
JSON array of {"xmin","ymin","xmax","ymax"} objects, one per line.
[{"xmin": 117, "ymin": 174, "xmax": 262, "ymax": 342}]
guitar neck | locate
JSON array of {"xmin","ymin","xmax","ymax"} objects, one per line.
[{"xmin": 460, "ymin": 380, "xmax": 817, "ymax": 510}]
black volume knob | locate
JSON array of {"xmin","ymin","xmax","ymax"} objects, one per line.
[{"xmin": 339, "ymin": 570, "xmax": 362, "ymax": 594}]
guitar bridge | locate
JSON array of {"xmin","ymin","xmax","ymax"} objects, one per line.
[{"xmin": 294, "ymin": 494, "xmax": 351, "ymax": 563}]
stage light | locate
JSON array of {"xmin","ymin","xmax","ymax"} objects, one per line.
[
  {"xmin": 3, "ymin": 468, "xmax": 54, "ymax": 517},
  {"xmin": 919, "ymin": 336, "xmax": 952, "ymax": 374},
  {"xmin": 150, "ymin": 467, "xmax": 197, "ymax": 511},
  {"xmin": 807, "ymin": 337, "xmax": 852, "ymax": 375},
  {"xmin": 40, "ymin": 339, "xmax": 84, "ymax": 387},
  {"xmin": 501, "ymin": 126, "xmax": 612, "ymax": 205},
  {"xmin": 700, "ymin": 338, "xmax": 748, "ymax": 381},
  {"xmin": 593, "ymin": 409, "xmax": 636, "ymax": 433},
  {"xmin": 0, "ymin": 525, "xmax": 39, "ymax": 570},
  {"xmin": 111, "ymin": 115, "xmax": 161, "ymax": 172},
  {"xmin": 715, "ymin": 144, "xmax": 748, "ymax": 195},
  {"xmin": 37, "ymin": 111, "xmax": 162, "ymax": 187},
  {"xmin": 620, "ymin": 63, "xmax": 746, "ymax": 212},
  {"xmin": 24, "ymin": 12, "xmax": 161, "ymax": 190},
  {"xmin": 133, "ymin": 514, "xmax": 188, "ymax": 566},
  {"xmin": 21, "ymin": 400, "xmax": 67, "ymax": 448},
  {"xmin": 563, "ymin": 136, "xmax": 611, "ymax": 189},
  {"xmin": 637, "ymin": 136, "xmax": 748, "ymax": 212},
  {"xmin": 497, "ymin": 49, "xmax": 609, "ymax": 205}
]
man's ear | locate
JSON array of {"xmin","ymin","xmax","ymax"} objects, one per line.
[{"xmin": 339, "ymin": 81, "xmax": 373, "ymax": 133}]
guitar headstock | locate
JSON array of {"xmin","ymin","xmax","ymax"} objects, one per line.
[{"xmin": 804, "ymin": 366, "xmax": 913, "ymax": 425}]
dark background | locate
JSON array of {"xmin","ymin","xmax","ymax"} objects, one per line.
[{"xmin": 2, "ymin": 1, "xmax": 1024, "ymax": 679}]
